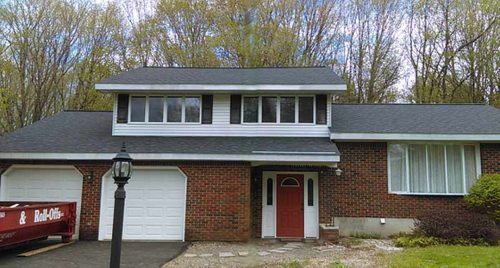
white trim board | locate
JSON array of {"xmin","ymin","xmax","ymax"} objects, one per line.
[
  {"xmin": 0, "ymin": 152, "xmax": 340, "ymax": 162},
  {"xmin": 331, "ymin": 133, "xmax": 500, "ymax": 141},
  {"xmin": 96, "ymin": 83, "xmax": 347, "ymax": 92}
]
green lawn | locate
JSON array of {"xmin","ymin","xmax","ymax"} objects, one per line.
[{"xmin": 385, "ymin": 245, "xmax": 500, "ymax": 268}]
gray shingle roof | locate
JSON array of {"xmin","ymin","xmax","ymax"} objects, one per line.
[
  {"xmin": 331, "ymin": 104, "xmax": 500, "ymax": 134},
  {"xmin": 97, "ymin": 66, "xmax": 344, "ymax": 85},
  {"xmin": 0, "ymin": 111, "xmax": 338, "ymax": 156}
]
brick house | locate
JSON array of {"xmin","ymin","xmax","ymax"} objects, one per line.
[{"xmin": 0, "ymin": 67, "xmax": 498, "ymax": 241}]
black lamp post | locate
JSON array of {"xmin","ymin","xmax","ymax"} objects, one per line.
[{"xmin": 110, "ymin": 142, "xmax": 133, "ymax": 268}]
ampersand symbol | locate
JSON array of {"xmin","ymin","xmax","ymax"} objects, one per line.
[{"xmin": 19, "ymin": 211, "xmax": 26, "ymax": 225}]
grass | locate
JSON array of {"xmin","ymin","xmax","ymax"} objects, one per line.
[
  {"xmin": 282, "ymin": 259, "xmax": 311, "ymax": 268},
  {"xmin": 384, "ymin": 245, "xmax": 500, "ymax": 268},
  {"xmin": 282, "ymin": 259, "xmax": 347, "ymax": 268}
]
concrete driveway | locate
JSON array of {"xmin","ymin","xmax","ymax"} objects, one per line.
[{"xmin": 0, "ymin": 239, "xmax": 189, "ymax": 268}]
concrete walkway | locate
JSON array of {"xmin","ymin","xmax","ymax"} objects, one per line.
[{"xmin": 0, "ymin": 239, "xmax": 189, "ymax": 268}]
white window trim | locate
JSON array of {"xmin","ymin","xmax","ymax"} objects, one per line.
[
  {"xmin": 387, "ymin": 142, "xmax": 481, "ymax": 196},
  {"xmin": 241, "ymin": 95, "xmax": 316, "ymax": 125},
  {"xmin": 128, "ymin": 95, "xmax": 202, "ymax": 124}
]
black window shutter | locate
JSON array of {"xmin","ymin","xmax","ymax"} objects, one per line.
[
  {"xmin": 316, "ymin": 94, "xmax": 327, "ymax": 124},
  {"xmin": 202, "ymin": 95, "xmax": 213, "ymax": 124},
  {"xmin": 117, "ymin": 94, "xmax": 129, "ymax": 123},
  {"xmin": 230, "ymin": 94, "xmax": 241, "ymax": 124}
]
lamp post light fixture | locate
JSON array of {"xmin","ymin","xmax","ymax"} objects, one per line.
[{"xmin": 110, "ymin": 142, "xmax": 133, "ymax": 268}]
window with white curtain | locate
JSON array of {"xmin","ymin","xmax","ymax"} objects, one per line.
[{"xmin": 389, "ymin": 143, "xmax": 479, "ymax": 195}]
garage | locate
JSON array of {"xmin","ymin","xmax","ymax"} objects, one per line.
[
  {"xmin": 0, "ymin": 165, "xmax": 83, "ymax": 238},
  {"xmin": 99, "ymin": 166, "xmax": 186, "ymax": 241}
]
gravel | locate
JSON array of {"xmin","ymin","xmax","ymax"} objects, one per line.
[{"xmin": 163, "ymin": 238, "xmax": 399, "ymax": 267}]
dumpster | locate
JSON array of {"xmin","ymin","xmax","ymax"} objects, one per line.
[{"xmin": 0, "ymin": 201, "xmax": 77, "ymax": 248}]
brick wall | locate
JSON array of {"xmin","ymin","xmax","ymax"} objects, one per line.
[
  {"xmin": 0, "ymin": 160, "xmax": 252, "ymax": 241},
  {"xmin": 239, "ymin": 142, "xmax": 499, "ymax": 237},
  {"xmin": 319, "ymin": 142, "xmax": 500, "ymax": 223},
  {"xmin": 74, "ymin": 162, "xmax": 112, "ymax": 240},
  {"xmin": 178, "ymin": 162, "xmax": 251, "ymax": 241},
  {"xmin": 480, "ymin": 143, "xmax": 500, "ymax": 174},
  {"xmin": 1, "ymin": 142, "xmax": 497, "ymax": 241}
]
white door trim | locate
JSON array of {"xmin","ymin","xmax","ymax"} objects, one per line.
[
  {"xmin": 261, "ymin": 171, "xmax": 319, "ymax": 239},
  {"xmin": 98, "ymin": 166, "xmax": 187, "ymax": 241}
]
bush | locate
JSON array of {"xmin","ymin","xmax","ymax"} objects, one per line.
[
  {"xmin": 464, "ymin": 173, "xmax": 500, "ymax": 222},
  {"xmin": 394, "ymin": 235, "xmax": 441, "ymax": 247},
  {"xmin": 414, "ymin": 208, "xmax": 498, "ymax": 245}
]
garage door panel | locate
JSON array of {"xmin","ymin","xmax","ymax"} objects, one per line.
[
  {"xmin": 126, "ymin": 207, "xmax": 143, "ymax": 217},
  {"xmin": 146, "ymin": 208, "xmax": 163, "ymax": 216},
  {"xmin": 0, "ymin": 166, "xmax": 83, "ymax": 238},
  {"xmin": 100, "ymin": 168, "xmax": 186, "ymax": 241}
]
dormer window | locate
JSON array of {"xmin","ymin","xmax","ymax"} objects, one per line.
[
  {"xmin": 148, "ymin": 97, "xmax": 164, "ymax": 122},
  {"xmin": 130, "ymin": 96, "xmax": 146, "ymax": 122},
  {"xmin": 242, "ymin": 96, "xmax": 316, "ymax": 124},
  {"xmin": 129, "ymin": 95, "xmax": 201, "ymax": 123}
]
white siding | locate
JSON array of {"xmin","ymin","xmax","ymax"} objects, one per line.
[{"xmin": 112, "ymin": 94, "xmax": 331, "ymax": 137}]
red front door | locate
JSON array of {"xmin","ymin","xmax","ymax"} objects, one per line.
[{"xmin": 276, "ymin": 174, "xmax": 304, "ymax": 237}]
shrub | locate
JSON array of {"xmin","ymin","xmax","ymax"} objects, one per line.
[
  {"xmin": 464, "ymin": 173, "xmax": 500, "ymax": 222},
  {"xmin": 350, "ymin": 232, "xmax": 381, "ymax": 239},
  {"xmin": 414, "ymin": 208, "xmax": 498, "ymax": 245},
  {"xmin": 394, "ymin": 235, "xmax": 441, "ymax": 247}
]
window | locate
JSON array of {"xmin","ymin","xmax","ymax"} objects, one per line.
[
  {"xmin": 241, "ymin": 96, "xmax": 315, "ymax": 124},
  {"xmin": 148, "ymin": 97, "xmax": 163, "ymax": 122},
  {"xmin": 243, "ymin": 97, "xmax": 259, "ymax": 123},
  {"xmin": 298, "ymin": 97, "xmax": 314, "ymax": 123},
  {"xmin": 307, "ymin": 179, "xmax": 314, "ymax": 206},
  {"xmin": 130, "ymin": 96, "xmax": 146, "ymax": 122},
  {"xmin": 167, "ymin": 97, "xmax": 182, "ymax": 122},
  {"xmin": 281, "ymin": 177, "xmax": 299, "ymax": 187},
  {"xmin": 266, "ymin": 178, "xmax": 273, "ymax": 206},
  {"xmin": 128, "ymin": 95, "xmax": 201, "ymax": 123},
  {"xmin": 389, "ymin": 143, "xmax": 479, "ymax": 195},
  {"xmin": 280, "ymin": 97, "xmax": 295, "ymax": 123},
  {"xmin": 262, "ymin": 97, "xmax": 277, "ymax": 123},
  {"xmin": 185, "ymin": 97, "xmax": 200, "ymax": 122}
]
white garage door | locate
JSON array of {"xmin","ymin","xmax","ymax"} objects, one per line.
[
  {"xmin": 99, "ymin": 167, "xmax": 186, "ymax": 241},
  {"xmin": 0, "ymin": 165, "xmax": 83, "ymax": 238}
]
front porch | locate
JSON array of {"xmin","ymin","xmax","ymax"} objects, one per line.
[{"xmin": 251, "ymin": 166, "xmax": 340, "ymax": 242}]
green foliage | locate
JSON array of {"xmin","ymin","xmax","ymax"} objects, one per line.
[
  {"xmin": 282, "ymin": 259, "xmax": 312, "ymax": 268},
  {"xmin": 385, "ymin": 246, "xmax": 500, "ymax": 268},
  {"xmin": 329, "ymin": 261, "xmax": 347, "ymax": 268},
  {"xmin": 415, "ymin": 208, "xmax": 498, "ymax": 245},
  {"xmin": 0, "ymin": 0, "xmax": 498, "ymax": 135},
  {"xmin": 464, "ymin": 174, "xmax": 500, "ymax": 222},
  {"xmin": 394, "ymin": 235, "xmax": 442, "ymax": 248},
  {"xmin": 350, "ymin": 232, "xmax": 381, "ymax": 239}
]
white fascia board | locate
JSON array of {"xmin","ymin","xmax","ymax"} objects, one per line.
[
  {"xmin": 330, "ymin": 132, "xmax": 500, "ymax": 141},
  {"xmin": 0, "ymin": 152, "xmax": 340, "ymax": 163},
  {"xmin": 95, "ymin": 83, "xmax": 347, "ymax": 93}
]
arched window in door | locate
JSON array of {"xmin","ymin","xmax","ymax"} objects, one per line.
[{"xmin": 281, "ymin": 177, "xmax": 299, "ymax": 187}]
